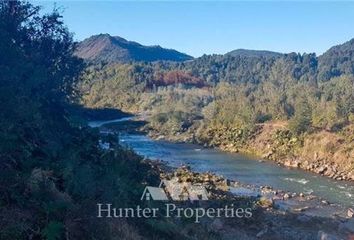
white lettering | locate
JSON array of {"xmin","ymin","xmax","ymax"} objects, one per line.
[{"xmin": 97, "ymin": 203, "xmax": 112, "ymax": 218}]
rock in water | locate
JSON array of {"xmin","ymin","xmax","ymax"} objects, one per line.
[
  {"xmin": 348, "ymin": 208, "xmax": 354, "ymax": 218},
  {"xmin": 283, "ymin": 193, "xmax": 291, "ymax": 200}
]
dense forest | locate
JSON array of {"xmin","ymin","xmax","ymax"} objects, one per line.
[
  {"xmin": 81, "ymin": 42, "xmax": 354, "ymax": 131},
  {"xmin": 80, "ymin": 37, "xmax": 354, "ymax": 180},
  {"xmin": 0, "ymin": 2, "xmax": 217, "ymax": 239}
]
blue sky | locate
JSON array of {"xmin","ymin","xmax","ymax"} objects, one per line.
[{"xmin": 36, "ymin": 1, "xmax": 354, "ymax": 57}]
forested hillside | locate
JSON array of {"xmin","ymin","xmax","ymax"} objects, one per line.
[
  {"xmin": 0, "ymin": 2, "xmax": 189, "ymax": 239},
  {"xmin": 80, "ymin": 39, "xmax": 354, "ymax": 181},
  {"xmin": 81, "ymin": 44, "xmax": 354, "ymax": 126},
  {"xmin": 318, "ymin": 38, "xmax": 354, "ymax": 80},
  {"xmin": 225, "ymin": 49, "xmax": 282, "ymax": 58}
]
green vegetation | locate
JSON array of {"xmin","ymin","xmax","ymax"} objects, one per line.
[
  {"xmin": 79, "ymin": 35, "xmax": 354, "ymax": 179},
  {"xmin": 80, "ymin": 51, "xmax": 354, "ymax": 136},
  {"xmin": 1, "ymin": 2, "xmax": 221, "ymax": 239},
  {"xmin": 2, "ymin": 0, "xmax": 353, "ymax": 237},
  {"xmin": 288, "ymin": 99, "xmax": 312, "ymax": 135},
  {"xmin": 0, "ymin": 1, "xmax": 152, "ymax": 238}
]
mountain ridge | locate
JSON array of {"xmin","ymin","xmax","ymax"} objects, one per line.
[
  {"xmin": 75, "ymin": 34, "xmax": 194, "ymax": 63},
  {"xmin": 226, "ymin": 49, "xmax": 283, "ymax": 58},
  {"xmin": 318, "ymin": 38, "xmax": 354, "ymax": 80},
  {"xmin": 76, "ymin": 34, "xmax": 354, "ymax": 71}
]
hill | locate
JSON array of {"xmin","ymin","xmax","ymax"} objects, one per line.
[
  {"xmin": 225, "ymin": 49, "xmax": 283, "ymax": 58},
  {"xmin": 318, "ymin": 38, "xmax": 354, "ymax": 80},
  {"xmin": 75, "ymin": 34, "xmax": 193, "ymax": 63}
]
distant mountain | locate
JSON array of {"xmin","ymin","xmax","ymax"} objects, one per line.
[
  {"xmin": 318, "ymin": 38, "xmax": 354, "ymax": 80},
  {"xmin": 226, "ymin": 49, "xmax": 283, "ymax": 58},
  {"xmin": 75, "ymin": 34, "xmax": 193, "ymax": 63}
]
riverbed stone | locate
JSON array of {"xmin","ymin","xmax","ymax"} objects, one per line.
[
  {"xmin": 347, "ymin": 208, "xmax": 354, "ymax": 218},
  {"xmin": 258, "ymin": 196, "xmax": 273, "ymax": 208},
  {"xmin": 321, "ymin": 200, "xmax": 330, "ymax": 205},
  {"xmin": 262, "ymin": 151, "xmax": 273, "ymax": 159},
  {"xmin": 317, "ymin": 165, "xmax": 328, "ymax": 174},
  {"xmin": 283, "ymin": 193, "xmax": 291, "ymax": 200}
]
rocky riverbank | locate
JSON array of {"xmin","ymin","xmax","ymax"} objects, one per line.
[
  {"xmin": 216, "ymin": 123, "xmax": 354, "ymax": 182},
  {"xmin": 145, "ymin": 162, "xmax": 354, "ymax": 239},
  {"xmin": 96, "ymin": 118, "xmax": 354, "ymax": 239},
  {"xmin": 145, "ymin": 119, "xmax": 354, "ymax": 183}
]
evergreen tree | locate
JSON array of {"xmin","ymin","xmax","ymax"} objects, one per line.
[{"xmin": 289, "ymin": 99, "xmax": 312, "ymax": 134}]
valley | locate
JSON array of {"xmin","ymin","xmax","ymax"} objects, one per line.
[
  {"xmin": 2, "ymin": 1, "xmax": 354, "ymax": 238},
  {"xmin": 78, "ymin": 37, "xmax": 354, "ymax": 183}
]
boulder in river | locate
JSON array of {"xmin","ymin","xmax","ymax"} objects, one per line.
[{"xmin": 283, "ymin": 193, "xmax": 291, "ymax": 200}]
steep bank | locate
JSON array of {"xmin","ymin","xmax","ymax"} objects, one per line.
[{"xmin": 145, "ymin": 119, "xmax": 354, "ymax": 182}]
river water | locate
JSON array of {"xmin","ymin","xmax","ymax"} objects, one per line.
[{"xmin": 89, "ymin": 118, "xmax": 354, "ymax": 208}]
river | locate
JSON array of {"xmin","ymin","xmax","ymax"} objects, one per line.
[{"xmin": 89, "ymin": 118, "xmax": 354, "ymax": 208}]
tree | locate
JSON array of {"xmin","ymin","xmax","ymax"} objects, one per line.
[{"xmin": 289, "ymin": 99, "xmax": 312, "ymax": 135}]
